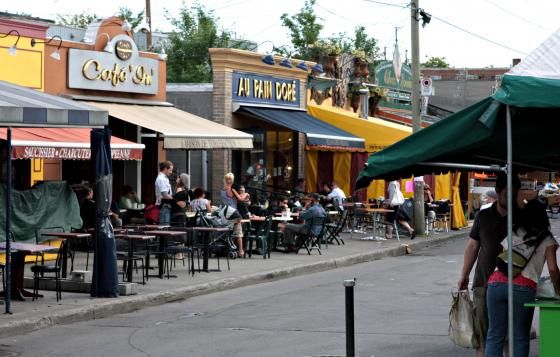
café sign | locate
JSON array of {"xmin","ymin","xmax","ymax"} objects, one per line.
[
  {"xmin": 232, "ymin": 72, "xmax": 300, "ymax": 108},
  {"xmin": 375, "ymin": 60, "xmax": 412, "ymax": 91},
  {"xmin": 68, "ymin": 34, "xmax": 159, "ymax": 95},
  {"xmin": 13, "ymin": 146, "xmax": 142, "ymax": 160}
]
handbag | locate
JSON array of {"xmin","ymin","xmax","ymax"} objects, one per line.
[
  {"xmin": 496, "ymin": 229, "xmax": 549, "ymax": 277},
  {"xmin": 390, "ymin": 188, "xmax": 405, "ymax": 207},
  {"xmin": 144, "ymin": 204, "xmax": 160, "ymax": 224},
  {"xmin": 449, "ymin": 290, "xmax": 479, "ymax": 349}
]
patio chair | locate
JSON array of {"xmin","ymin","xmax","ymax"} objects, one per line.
[
  {"xmin": 116, "ymin": 238, "xmax": 146, "ymax": 285},
  {"xmin": 245, "ymin": 216, "xmax": 273, "ymax": 259},
  {"xmin": 325, "ymin": 209, "xmax": 349, "ymax": 246},
  {"xmin": 34, "ymin": 226, "xmax": 65, "ymax": 268},
  {"xmin": 435, "ymin": 201, "xmax": 451, "ymax": 232},
  {"xmin": 296, "ymin": 216, "xmax": 327, "ymax": 255},
  {"xmin": 31, "ymin": 239, "xmax": 66, "ymax": 302}
]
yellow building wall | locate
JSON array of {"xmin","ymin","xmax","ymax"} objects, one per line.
[{"xmin": 0, "ymin": 34, "xmax": 44, "ymax": 90}]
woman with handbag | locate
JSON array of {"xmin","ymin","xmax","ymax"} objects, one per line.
[
  {"xmin": 385, "ymin": 180, "xmax": 415, "ymax": 240},
  {"xmin": 485, "ymin": 200, "xmax": 560, "ymax": 357}
]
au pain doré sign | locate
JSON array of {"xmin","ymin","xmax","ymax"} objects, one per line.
[
  {"xmin": 68, "ymin": 35, "xmax": 159, "ymax": 95},
  {"xmin": 232, "ymin": 72, "xmax": 300, "ymax": 108}
]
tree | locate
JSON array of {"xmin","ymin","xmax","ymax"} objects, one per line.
[
  {"xmin": 353, "ymin": 26, "xmax": 379, "ymax": 62},
  {"xmin": 55, "ymin": 12, "xmax": 97, "ymax": 29},
  {"xmin": 422, "ymin": 56, "xmax": 450, "ymax": 68},
  {"xmin": 166, "ymin": 3, "xmax": 238, "ymax": 83},
  {"xmin": 117, "ymin": 7, "xmax": 145, "ymax": 31},
  {"xmin": 280, "ymin": 0, "xmax": 323, "ymax": 59}
]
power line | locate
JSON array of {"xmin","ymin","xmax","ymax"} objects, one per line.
[
  {"xmin": 362, "ymin": 0, "xmax": 408, "ymax": 8},
  {"xmin": 482, "ymin": 0, "xmax": 549, "ymax": 31},
  {"xmin": 431, "ymin": 15, "xmax": 528, "ymax": 55}
]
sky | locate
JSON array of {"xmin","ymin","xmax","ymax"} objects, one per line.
[{"xmin": 4, "ymin": 0, "xmax": 559, "ymax": 68}]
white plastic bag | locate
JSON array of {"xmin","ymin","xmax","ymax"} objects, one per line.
[
  {"xmin": 449, "ymin": 290, "xmax": 479, "ymax": 348},
  {"xmin": 536, "ymin": 277, "xmax": 560, "ymax": 299}
]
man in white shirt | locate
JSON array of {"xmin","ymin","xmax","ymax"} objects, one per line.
[
  {"xmin": 155, "ymin": 161, "xmax": 174, "ymax": 224},
  {"xmin": 327, "ymin": 182, "xmax": 346, "ymax": 210}
]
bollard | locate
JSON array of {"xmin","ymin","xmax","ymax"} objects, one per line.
[{"xmin": 344, "ymin": 278, "xmax": 356, "ymax": 357}]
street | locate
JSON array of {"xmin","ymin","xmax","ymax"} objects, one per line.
[{"xmin": 0, "ymin": 236, "xmax": 539, "ymax": 357}]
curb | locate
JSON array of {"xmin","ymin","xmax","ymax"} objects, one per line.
[{"xmin": 0, "ymin": 231, "xmax": 468, "ymax": 338}]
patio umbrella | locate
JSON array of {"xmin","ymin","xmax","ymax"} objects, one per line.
[
  {"xmin": 90, "ymin": 127, "xmax": 118, "ymax": 297},
  {"xmin": 355, "ymin": 29, "xmax": 560, "ymax": 355}
]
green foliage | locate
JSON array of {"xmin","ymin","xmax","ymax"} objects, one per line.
[
  {"xmin": 353, "ymin": 26, "xmax": 379, "ymax": 62},
  {"xmin": 166, "ymin": 2, "xmax": 240, "ymax": 83},
  {"xmin": 280, "ymin": 0, "xmax": 323, "ymax": 59},
  {"xmin": 55, "ymin": 12, "xmax": 97, "ymax": 29},
  {"xmin": 422, "ymin": 56, "xmax": 450, "ymax": 68},
  {"xmin": 117, "ymin": 7, "xmax": 145, "ymax": 31}
]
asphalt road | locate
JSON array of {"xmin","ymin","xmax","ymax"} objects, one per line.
[{"xmin": 0, "ymin": 236, "xmax": 539, "ymax": 357}]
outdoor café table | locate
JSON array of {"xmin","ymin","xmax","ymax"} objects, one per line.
[
  {"xmin": 114, "ymin": 233, "xmax": 156, "ymax": 283},
  {"xmin": 191, "ymin": 226, "xmax": 230, "ymax": 272},
  {"xmin": 359, "ymin": 208, "xmax": 394, "ymax": 241},
  {"xmin": 0, "ymin": 242, "xmax": 57, "ymax": 300},
  {"xmin": 127, "ymin": 224, "xmax": 171, "ymax": 230},
  {"xmin": 143, "ymin": 230, "xmax": 186, "ymax": 278},
  {"xmin": 274, "ymin": 212, "xmax": 299, "ymax": 217},
  {"xmin": 40, "ymin": 231, "xmax": 91, "ymax": 278}
]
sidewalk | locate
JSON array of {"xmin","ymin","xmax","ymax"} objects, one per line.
[{"xmin": 0, "ymin": 228, "xmax": 468, "ymax": 338}]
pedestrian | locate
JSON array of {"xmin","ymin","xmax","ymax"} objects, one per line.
[
  {"xmin": 385, "ymin": 180, "xmax": 415, "ymax": 239},
  {"xmin": 280, "ymin": 192, "xmax": 326, "ymax": 252},
  {"xmin": 485, "ymin": 198, "xmax": 560, "ymax": 357},
  {"xmin": 457, "ymin": 172, "xmax": 520, "ymax": 357},
  {"xmin": 155, "ymin": 161, "xmax": 174, "ymax": 225},
  {"xmin": 221, "ymin": 172, "xmax": 244, "ymax": 257},
  {"xmin": 480, "ymin": 189, "xmax": 498, "ymax": 210}
]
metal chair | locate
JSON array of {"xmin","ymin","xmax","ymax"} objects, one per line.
[
  {"xmin": 325, "ymin": 209, "xmax": 349, "ymax": 246},
  {"xmin": 245, "ymin": 216, "xmax": 273, "ymax": 259},
  {"xmin": 296, "ymin": 216, "xmax": 327, "ymax": 255},
  {"xmin": 31, "ymin": 240, "xmax": 66, "ymax": 302},
  {"xmin": 434, "ymin": 201, "xmax": 451, "ymax": 232},
  {"xmin": 34, "ymin": 227, "xmax": 65, "ymax": 268}
]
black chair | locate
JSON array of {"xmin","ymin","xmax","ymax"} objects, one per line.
[
  {"xmin": 115, "ymin": 237, "xmax": 146, "ymax": 285},
  {"xmin": 296, "ymin": 216, "xmax": 327, "ymax": 255},
  {"xmin": 31, "ymin": 240, "xmax": 66, "ymax": 302},
  {"xmin": 166, "ymin": 227, "xmax": 195, "ymax": 277},
  {"xmin": 70, "ymin": 227, "xmax": 95, "ymax": 271},
  {"xmin": 325, "ymin": 209, "xmax": 349, "ymax": 246},
  {"xmin": 245, "ymin": 216, "xmax": 273, "ymax": 259},
  {"xmin": 34, "ymin": 226, "xmax": 65, "ymax": 268}
]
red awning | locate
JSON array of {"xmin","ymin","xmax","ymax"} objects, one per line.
[{"xmin": 0, "ymin": 128, "xmax": 144, "ymax": 160}]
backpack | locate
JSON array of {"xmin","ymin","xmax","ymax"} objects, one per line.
[{"xmin": 496, "ymin": 228, "xmax": 550, "ymax": 277}]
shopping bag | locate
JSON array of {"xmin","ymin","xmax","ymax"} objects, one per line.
[{"xmin": 449, "ymin": 290, "xmax": 479, "ymax": 348}]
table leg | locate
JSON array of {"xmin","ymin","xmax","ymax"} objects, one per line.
[
  {"xmin": 61, "ymin": 240, "xmax": 68, "ymax": 278},
  {"xmin": 0, "ymin": 252, "xmax": 38, "ymax": 301},
  {"xmin": 126, "ymin": 240, "xmax": 134, "ymax": 283},
  {"xmin": 203, "ymin": 232, "xmax": 209, "ymax": 272}
]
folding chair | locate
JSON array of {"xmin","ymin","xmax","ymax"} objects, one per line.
[{"xmin": 296, "ymin": 216, "xmax": 326, "ymax": 255}]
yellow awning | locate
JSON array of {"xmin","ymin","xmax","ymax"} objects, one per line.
[
  {"xmin": 307, "ymin": 104, "xmax": 411, "ymax": 152},
  {"xmin": 85, "ymin": 102, "xmax": 253, "ymax": 150}
]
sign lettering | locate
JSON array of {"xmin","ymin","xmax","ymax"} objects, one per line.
[{"xmin": 232, "ymin": 72, "xmax": 300, "ymax": 108}]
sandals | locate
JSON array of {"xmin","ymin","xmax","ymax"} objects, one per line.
[{"xmin": 410, "ymin": 231, "xmax": 416, "ymax": 240}]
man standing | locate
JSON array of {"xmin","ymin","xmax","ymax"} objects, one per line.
[
  {"xmin": 457, "ymin": 172, "xmax": 520, "ymax": 356},
  {"xmin": 281, "ymin": 193, "xmax": 326, "ymax": 252},
  {"xmin": 155, "ymin": 161, "xmax": 174, "ymax": 225}
]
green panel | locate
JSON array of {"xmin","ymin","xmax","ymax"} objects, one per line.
[
  {"xmin": 494, "ymin": 75, "xmax": 560, "ymax": 108},
  {"xmin": 539, "ymin": 306, "xmax": 560, "ymax": 356}
]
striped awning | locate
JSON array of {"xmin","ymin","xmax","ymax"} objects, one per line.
[{"xmin": 0, "ymin": 80, "xmax": 107, "ymax": 127}]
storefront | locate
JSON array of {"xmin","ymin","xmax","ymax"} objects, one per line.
[
  {"xmin": 209, "ymin": 49, "xmax": 364, "ymax": 198},
  {"xmin": 38, "ymin": 17, "xmax": 252, "ymax": 202}
]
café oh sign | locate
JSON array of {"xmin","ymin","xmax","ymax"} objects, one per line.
[
  {"xmin": 68, "ymin": 35, "xmax": 159, "ymax": 95},
  {"xmin": 232, "ymin": 72, "xmax": 300, "ymax": 108}
]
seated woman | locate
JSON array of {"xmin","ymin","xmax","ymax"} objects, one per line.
[
  {"xmin": 385, "ymin": 180, "xmax": 415, "ymax": 240},
  {"xmin": 190, "ymin": 187, "xmax": 212, "ymax": 213}
]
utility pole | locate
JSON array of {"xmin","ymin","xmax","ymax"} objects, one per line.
[
  {"xmin": 146, "ymin": 0, "xmax": 152, "ymax": 49},
  {"xmin": 411, "ymin": 0, "xmax": 425, "ymax": 235}
]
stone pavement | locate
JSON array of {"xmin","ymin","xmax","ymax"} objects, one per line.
[{"xmin": 0, "ymin": 227, "xmax": 469, "ymax": 338}]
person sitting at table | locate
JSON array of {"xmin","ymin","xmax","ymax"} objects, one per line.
[
  {"xmin": 280, "ymin": 193, "xmax": 326, "ymax": 252},
  {"xmin": 423, "ymin": 184, "xmax": 436, "ymax": 219},
  {"xmin": 327, "ymin": 182, "xmax": 346, "ymax": 210},
  {"xmin": 269, "ymin": 196, "xmax": 289, "ymax": 215},
  {"xmin": 171, "ymin": 173, "xmax": 191, "ymax": 226},
  {"xmin": 385, "ymin": 180, "xmax": 415, "ymax": 240},
  {"xmin": 294, "ymin": 178, "xmax": 306, "ymax": 195},
  {"xmin": 110, "ymin": 201, "xmax": 123, "ymax": 228},
  {"xmin": 190, "ymin": 187, "xmax": 212, "ymax": 213},
  {"xmin": 80, "ymin": 186, "xmax": 96, "ymax": 229},
  {"xmin": 119, "ymin": 185, "xmax": 141, "ymax": 210}
]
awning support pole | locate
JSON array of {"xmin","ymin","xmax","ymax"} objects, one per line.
[
  {"xmin": 506, "ymin": 105, "xmax": 514, "ymax": 356},
  {"xmin": 4, "ymin": 127, "xmax": 12, "ymax": 314}
]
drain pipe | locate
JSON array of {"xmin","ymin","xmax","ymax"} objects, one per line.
[{"xmin": 359, "ymin": 87, "xmax": 369, "ymax": 119}]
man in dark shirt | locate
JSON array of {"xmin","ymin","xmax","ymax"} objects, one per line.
[
  {"xmin": 281, "ymin": 193, "xmax": 326, "ymax": 252},
  {"xmin": 457, "ymin": 172, "xmax": 520, "ymax": 356}
]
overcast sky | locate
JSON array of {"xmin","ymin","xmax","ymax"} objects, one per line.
[{"xmin": 4, "ymin": 0, "xmax": 558, "ymax": 68}]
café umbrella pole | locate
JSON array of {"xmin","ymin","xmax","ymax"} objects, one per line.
[
  {"xmin": 4, "ymin": 127, "xmax": 12, "ymax": 314},
  {"xmin": 90, "ymin": 127, "xmax": 119, "ymax": 298},
  {"xmin": 506, "ymin": 106, "xmax": 514, "ymax": 356}
]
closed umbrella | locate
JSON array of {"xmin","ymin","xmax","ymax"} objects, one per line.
[{"xmin": 90, "ymin": 127, "xmax": 118, "ymax": 297}]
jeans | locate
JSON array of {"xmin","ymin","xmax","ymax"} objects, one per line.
[
  {"xmin": 159, "ymin": 205, "xmax": 171, "ymax": 225},
  {"xmin": 485, "ymin": 282, "xmax": 536, "ymax": 357}
]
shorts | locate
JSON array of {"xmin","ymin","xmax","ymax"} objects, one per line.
[
  {"xmin": 232, "ymin": 222, "xmax": 243, "ymax": 238},
  {"xmin": 472, "ymin": 286, "xmax": 488, "ymax": 347}
]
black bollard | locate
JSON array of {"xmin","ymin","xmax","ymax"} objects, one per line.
[{"xmin": 344, "ymin": 278, "xmax": 356, "ymax": 357}]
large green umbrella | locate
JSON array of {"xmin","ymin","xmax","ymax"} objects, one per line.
[{"xmin": 356, "ymin": 29, "xmax": 560, "ymax": 355}]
